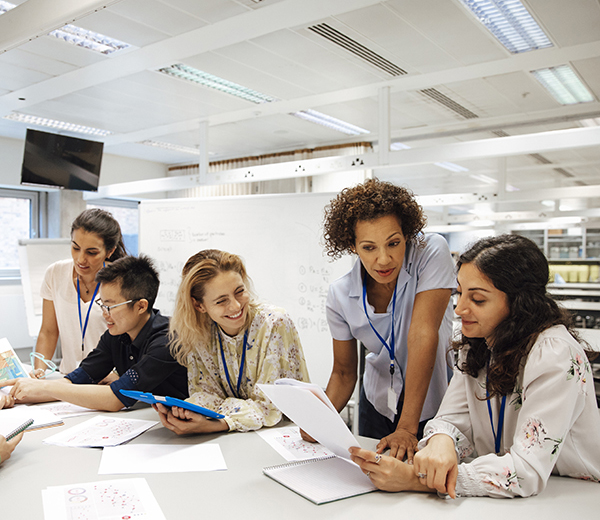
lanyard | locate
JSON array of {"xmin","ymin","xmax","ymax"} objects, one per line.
[
  {"xmin": 77, "ymin": 278, "xmax": 100, "ymax": 353},
  {"xmin": 362, "ymin": 276, "xmax": 398, "ymax": 380},
  {"xmin": 486, "ymin": 372, "xmax": 507, "ymax": 454},
  {"xmin": 218, "ymin": 329, "xmax": 248, "ymax": 398}
]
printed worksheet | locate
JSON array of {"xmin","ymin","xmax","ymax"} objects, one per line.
[
  {"xmin": 43, "ymin": 415, "xmax": 157, "ymax": 448},
  {"xmin": 42, "ymin": 478, "xmax": 166, "ymax": 520},
  {"xmin": 256, "ymin": 426, "xmax": 334, "ymax": 461},
  {"xmin": 37, "ymin": 401, "xmax": 97, "ymax": 418}
]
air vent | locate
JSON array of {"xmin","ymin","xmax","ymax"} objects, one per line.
[
  {"xmin": 308, "ymin": 23, "xmax": 408, "ymax": 77},
  {"xmin": 420, "ymin": 89, "xmax": 479, "ymax": 120},
  {"xmin": 494, "ymin": 133, "xmax": 575, "ymax": 178},
  {"xmin": 309, "ymin": 24, "xmax": 479, "ymax": 121}
]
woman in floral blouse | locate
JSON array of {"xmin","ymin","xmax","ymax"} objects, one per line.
[
  {"xmin": 350, "ymin": 234, "xmax": 600, "ymax": 498},
  {"xmin": 154, "ymin": 249, "xmax": 309, "ymax": 434}
]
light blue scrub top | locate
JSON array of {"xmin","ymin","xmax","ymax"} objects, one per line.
[{"xmin": 326, "ymin": 233, "xmax": 457, "ymax": 422}]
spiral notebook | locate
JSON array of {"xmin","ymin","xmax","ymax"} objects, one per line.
[{"xmin": 263, "ymin": 454, "xmax": 377, "ymax": 505}]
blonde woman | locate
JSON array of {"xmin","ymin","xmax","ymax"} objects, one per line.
[{"xmin": 154, "ymin": 249, "xmax": 309, "ymax": 434}]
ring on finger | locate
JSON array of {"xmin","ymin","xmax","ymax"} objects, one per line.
[
  {"xmin": 374, "ymin": 453, "xmax": 381, "ymax": 464},
  {"xmin": 366, "ymin": 471, "xmax": 371, "ymax": 478},
  {"xmin": 417, "ymin": 472, "xmax": 427, "ymax": 479}
]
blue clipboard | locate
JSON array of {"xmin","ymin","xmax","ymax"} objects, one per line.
[{"xmin": 119, "ymin": 390, "xmax": 225, "ymax": 419}]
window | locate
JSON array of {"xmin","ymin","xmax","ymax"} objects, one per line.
[
  {"xmin": 0, "ymin": 188, "xmax": 39, "ymax": 277},
  {"xmin": 87, "ymin": 199, "xmax": 139, "ymax": 256}
]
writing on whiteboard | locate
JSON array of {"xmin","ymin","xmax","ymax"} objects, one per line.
[{"xmin": 296, "ymin": 264, "xmax": 331, "ymax": 333}]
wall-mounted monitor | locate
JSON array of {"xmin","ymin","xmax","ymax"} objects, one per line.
[{"xmin": 20, "ymin": 129, "xmax": 104, "ymax": 192}]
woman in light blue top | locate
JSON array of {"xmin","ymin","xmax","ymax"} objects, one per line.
[{"xmin": 313, "ymin": 179, "xmax": 456, "ymax": 462}]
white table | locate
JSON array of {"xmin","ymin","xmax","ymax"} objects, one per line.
[{"xmin": 2, "ymin": 405, "xmax": 599, "ymax": 519}]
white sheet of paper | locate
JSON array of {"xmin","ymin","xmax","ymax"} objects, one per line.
[
  {"xmin": 98, "ymin": 443, "xmax": 227, "ymax": 474},
  {"xmin": 43, "ymin": 415, "xmax": 157, "ymax": 447},
  {"xmin": 42, "ymin": 477, "xmax": 166, "ymax": 520},
  {"xmin": 256, "ymin": 426, "xmax": 334, "ymax": 461},
  {"xmin": 257, "ymin": 382, "xmax": 360, "ymax": 461}
]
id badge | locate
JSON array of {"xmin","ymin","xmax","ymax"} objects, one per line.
[{"xmin": 387, "ymin": 387, "xmax": 397, "ymax": 414}]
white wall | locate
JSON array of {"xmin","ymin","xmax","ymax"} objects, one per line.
[{"xmin": 0, "ymin": 135, "xmax": 169, "ymax": 350}]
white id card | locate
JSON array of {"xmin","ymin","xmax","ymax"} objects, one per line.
[{"xmin": 387, "ymin": 387, "xmax": 397, "ymax": 414}]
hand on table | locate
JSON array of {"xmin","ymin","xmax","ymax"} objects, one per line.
[
  {"xmin": 376, "ymin": 427, "xmax": 418, "ymax": 462},
  {"xmin": 349, "ymin": 446, "xmax": 429, "ymax": 493},
  {"xmin": 413, "ymin": 434, "xmax": 458, "ymax": 498},
  {"xmin": 0, "ymin": 392, "xmax": 15, "ymax": 410}
]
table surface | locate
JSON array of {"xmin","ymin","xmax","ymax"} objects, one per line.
[{"xmin": 2, "ymin": 405, "xmax": 599, "ymax": 519}]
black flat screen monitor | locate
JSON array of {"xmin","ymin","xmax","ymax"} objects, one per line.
[{"xmin": 20, "ymin": 129, "xmax": 103, "ymax": 192}]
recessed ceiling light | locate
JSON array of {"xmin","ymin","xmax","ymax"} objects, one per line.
[
  {"xmin": 531, "ymin": 65, "xmax": 594, "ymax": 105},
  {"xmin": 138, "ymin": 140, "xmax": 200, "ymax": 155},
  {"xmin": 0, "ymin": 1, "xmax": 131, "ymax": 55},
  {"xmin": 290, "ymin": 109, "xmax": 370, "ymax": 136},
  {"xmin": 458, "ymin": 0, "xmax": 552, "ymax": 54},
  {"xmin": 158, "ymin": 64, "xmax": 277, "ymax": 104},
  {"xmin": 3, "ymin": 112, "xmax": 112, "ymax": 136}
]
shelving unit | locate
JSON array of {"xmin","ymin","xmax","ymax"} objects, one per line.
[{"xmin": 514, "ymin": 228, "xmax": 600, "ymax": 405}]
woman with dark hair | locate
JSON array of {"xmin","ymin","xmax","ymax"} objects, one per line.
[
  {"xmin": 350, "ymin": 234, "xmax": 600, "ymax": 498},
  {"xmin": 311, "ymin": 179, "xmax": 456, "ymax": 461},
  {"xmin": 154, "ymin": 249, "xmax": 309, "ymax": 434},
  {"xmin": 31, "ymin": 208, "xmax": 127, "ymax": 375}
]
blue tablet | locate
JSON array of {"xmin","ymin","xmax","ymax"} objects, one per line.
[{"xmin": 120, "ymin": 390, "xmax": 225, "ymax": 419}]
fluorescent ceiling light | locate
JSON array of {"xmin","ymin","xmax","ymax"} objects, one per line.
[
  {"xmin": 49, "ymin": 25, "xmax": 131, "ymax": 55},
  {"xmin": 159, "ymin": 64, "xmax": 277, "ymax": 104},
  {"xmin": 469, "ymin": 173, "xmax": 498, "ymax": 184},
  {"xmin": 541, "ymin": 199, "xmax": 555, "ymax": 208},
  {"xmin": 290, "ymin": 109, "xmax": 370, "ymax": 136},
  {"xmin": 138, "ymin": 140, "xmax": 200, "ymax": 155},
  {"xmin": 390, "ymin": 142, "xmax": 412, "ymax": 150},
  {"xmin": 531, "ymin": 65, "xmax": 594, "ymax": 105},
  {"xmin": 0, "ymin": 1, "xmax": 131, "ymax": 55},
  {"xmin": 458, "ymin": 0, "xmax": 552, "ymax": 54},
  {"xmin": 436, "ymin": 162, "xmax": 469, "ymax": 172},
  {"xmin": 3, "ymin": 112, "xmax": 112, "ymax": 136}
]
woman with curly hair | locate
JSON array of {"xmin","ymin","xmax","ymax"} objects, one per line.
[
  {"xmin": 155, "ymin": 249, "xmax": 310, "ymax": 434},
  {"xmin": 313, "ymin": 178, "xmax": 456, "ymax": 461},
  {"xmin": 350, "ymin": 234, "xmax": 600, "ymax": 498}
]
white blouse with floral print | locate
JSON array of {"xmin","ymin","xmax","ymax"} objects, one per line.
[
  {"xmin": 419, "ymin": 325, "xmax": 600, "ymax": 498},
  {"xmin": 185, "ymin": 303, "xmax": 310, "ymax": 432}
]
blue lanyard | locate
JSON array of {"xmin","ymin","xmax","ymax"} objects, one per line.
[
  {"xmin": 218, "ymin": 329, "xmax": 248, "ymax": 398},
  {"xmin": 486, "ymin": 372, "xmax": 507, "ymax": 454},
  {"xmin": 362, "ymin": 276, "xmax": 398, "ymax": 377},
  {"xmin": 77, "ymin": 278, "xmax": 100, "ymax": 352}
]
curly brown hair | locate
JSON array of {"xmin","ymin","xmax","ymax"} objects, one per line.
[{"xmin": 322, "ymin": 178, "xmax": 426, "ymax": 259}]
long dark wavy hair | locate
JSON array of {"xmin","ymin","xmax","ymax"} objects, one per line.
[
  {"xmin": 454, "ymin": 234, "xmax": 581, "ymax": 398},
  {"xmin": 71, "ymin": 208, "xmax": 127, "ymax": 262}
]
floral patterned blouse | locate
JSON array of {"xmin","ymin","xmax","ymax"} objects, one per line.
[
  {"xmin": 185, "ymin": 303, "xmax": 310, "ymax": 432},
  {"xmin": 419, "ymin": 325, "xmax": 600, "ymax": 498}
]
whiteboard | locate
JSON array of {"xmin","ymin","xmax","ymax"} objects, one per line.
[
  {"xmin": 18, "ymin": 238, "xmax": 71, "ymax": 338},
  {"xmin": 139, "ymin": 193, "xmax": 353, "ymax": 387}
]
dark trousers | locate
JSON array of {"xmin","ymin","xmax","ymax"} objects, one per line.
[{"xmin": 358, "ymin": 386, "xmax": 430, "ymax": 440}]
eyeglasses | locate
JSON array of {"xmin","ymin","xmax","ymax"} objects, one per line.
[
  {"xmin": 30, "ymin": 352, "xmax": 58, "ymax": 379},
  {"xmin": 94, "ymin": 298, "xmax": 140, "ymax": 316}
]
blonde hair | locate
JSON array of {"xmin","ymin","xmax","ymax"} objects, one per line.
[{"xmin": 169, "ymin": 249, "xmax": 258, "ymax": 365}]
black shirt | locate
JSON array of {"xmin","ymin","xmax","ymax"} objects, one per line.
[{"xmin": 66, "ymin": 310, "xmax": 188, "ymax": 407}]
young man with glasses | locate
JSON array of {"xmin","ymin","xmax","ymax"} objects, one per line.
[{"xmin": 1, "ymin": 255, "xmax": 187, "ymax": 411}]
